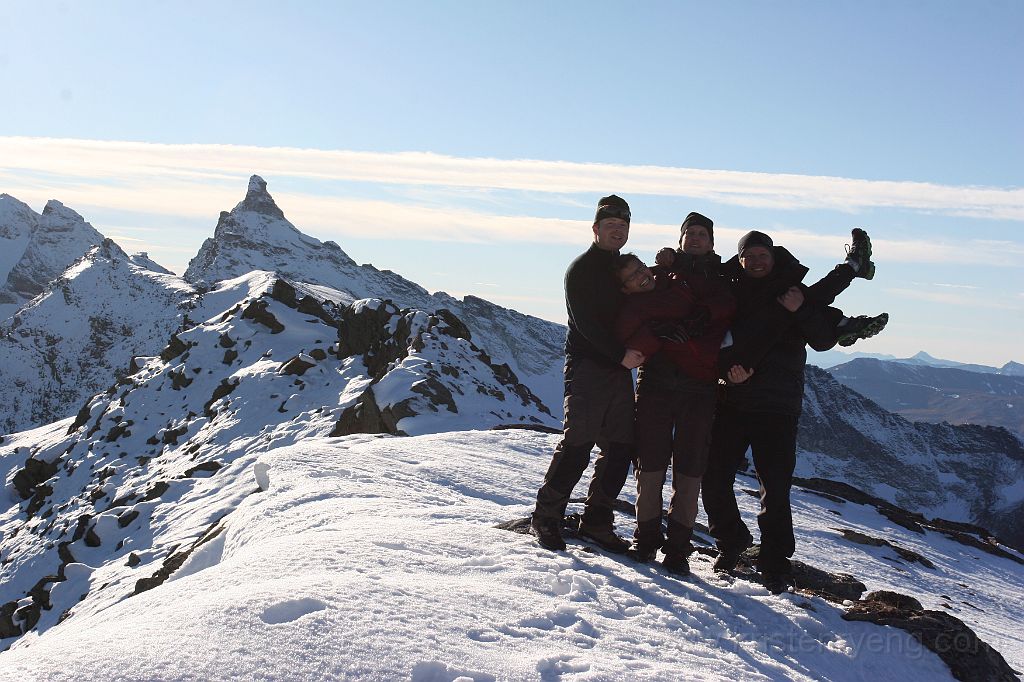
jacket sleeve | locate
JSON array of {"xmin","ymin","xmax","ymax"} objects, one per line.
[
  {"xmin": 566, "ymin": 264, "xmax": 625, "ymax": 363},
  {"xmin": 792, "ymin": 296, "xmax": 839, "ymax": 351},
  {"xmin": 614, "ymin": 303, "xmax": 664, "ymax": 357}
]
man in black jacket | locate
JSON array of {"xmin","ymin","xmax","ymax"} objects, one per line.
[
  {"xmin": 531, "ymin": 195, "xmax": 644, "ymax": 553},
  {"xmin": 701, "ymin": 231, "xmax": 836, "ymax": 593}
]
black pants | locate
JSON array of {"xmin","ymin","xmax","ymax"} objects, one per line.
[
  {"xmin": 701, "ymin": 404, "xmax": 798, "ymax": 573},
  {"xmin": 534, "ymin": 357, "xmax": 635, "ymax": 527}
]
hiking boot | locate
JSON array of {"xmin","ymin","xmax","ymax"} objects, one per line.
[
  {"xmin": 530, "ymin": 515, "xmax": 566, "ymax": 551},
  {"xmin": 845, "ymin": 228, "xmax": 875, "ymax": 280},
  {"xmin": 837, "ymin": 313, "xmax": 889, "ymax": 347},
  {"xmin": 661, "ymin": 553, "xmax": 691, "ymax": 576},
  {"xmin": 628, "ymin": 542, "xmax": 659, "ymax": 563},
  {"xmin": 712, "ymin": 534, "xmax": 754, "ymax": 572},
  {"xmin": 761, "ymin": 571, "xmax": 794, "ymax": 594},
  {"xmin": 578, "ymin": 521, "xmax": 631, "ymax": 554}
]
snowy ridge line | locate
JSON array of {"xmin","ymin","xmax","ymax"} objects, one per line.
[{"xmin": 1, "ymin": 273, "xmax": 556, "ymax": 653}]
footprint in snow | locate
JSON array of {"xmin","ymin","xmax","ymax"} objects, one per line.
[
  {"xmin": 536, "ymin": 654, "xmax": 590, "ymax": 679},
  {"xmin": 260, "ymin": 597, "xmax": 328, "ymax": 624},
  {"xmin": 410, "ymin": 660, "xmax": 495, "ymax": 682}
]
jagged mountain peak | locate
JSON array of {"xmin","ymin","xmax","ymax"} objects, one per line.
[
  {"xmin": 235, "ymin": 173, "xmax": 285, "ymax": 220},
  {"xmin": 40, "ymin": 199, "xmax": 85, "ymax": 222}
]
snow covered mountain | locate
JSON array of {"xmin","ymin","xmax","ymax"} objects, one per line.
[
  {"xmin": 0, "ymin": 197, "xmax": 108, "ymax": 321},
  {"xmin": 799, "ymin": 365, "xmax": 1024, "ymax": 549},
  {"xmin": 0, "ymin": 239, "xmax": 194, "ymax": 435},
  {"xmin": 184, "ymin": 176, "xmax": 564, "ymax": 411},
  {"xmin": 826, "ymin": 358, "xmax": 1024, "ymax": 436}
]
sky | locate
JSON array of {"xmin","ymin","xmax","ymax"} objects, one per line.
[{"xmin": 0, "ymin": 1, "xmax": 1021, "ymax": 366}]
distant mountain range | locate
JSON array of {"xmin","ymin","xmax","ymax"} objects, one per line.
[
  {"xmin": 810, "ymin": 348, "xmax": 1024, "ymax": 376},
  {"xmin": 826, "ymin": 358, "xmax": 1024, "ymax": 437}
]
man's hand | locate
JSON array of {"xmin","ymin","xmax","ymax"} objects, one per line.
[
  {"xmin": 621, "ymin": 348, "xmax": 646, "ymax": 369},
  {"xmin": 726, "ymin": 365, "xmax": 754, "ymax": 384},
  {"xmin": 655, "ymin": 248, "xmax": 676, "ymax": 267},
  {"xmin": 777, "ymin": 286, "xmax": 804, "ymax": 312}
]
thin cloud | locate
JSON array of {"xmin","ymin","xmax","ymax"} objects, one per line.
[
  {"xmin": 2, "ymin": 136, "xmax": 1023, "ymax": 220},
  {"xmin": 884, "ymin": 287, "xmax": 1020, "ymax": 310}
]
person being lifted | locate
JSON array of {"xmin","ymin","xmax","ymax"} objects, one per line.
[{"xmin": 530, "ymin": 195, "xmax": 644, "ymax": 554}]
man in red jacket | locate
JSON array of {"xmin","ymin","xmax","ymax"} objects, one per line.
[{"xmin": 613, "ymin": 212, "xmax": 737, "ymax": 575}]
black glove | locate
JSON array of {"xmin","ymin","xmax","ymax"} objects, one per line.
[
  {"xmin": 650, "ymin": 320, "xmax": 691, "ymax": 344},
  {"xmin": 680, "ymin": 306, "xmax": 711, "ymax": 339}
]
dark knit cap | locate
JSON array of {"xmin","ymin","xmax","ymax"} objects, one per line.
[
  {"xmin": 595, "ymin": 194, "xmax": 631, "ymax": 223},
  {"xmin": 737, "ymin": 230, "xmax": 773, "ymax": 255},
  {"xmin": 680, "ymin": 212, "xmax": 714, "ymax": 245}
]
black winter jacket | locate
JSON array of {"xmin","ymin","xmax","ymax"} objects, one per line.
[
  {"xmin": 564, "ymin": 243, "xmax": 626, "ymax": 367},
  {"xmin": 720, "ymin": 246, "xmax": 835, "ymax": 416}
]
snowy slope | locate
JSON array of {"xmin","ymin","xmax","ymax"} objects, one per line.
[
  {"xmin": 1, "ymin": 426, "xmax": 1021, "ymax": 680},
  {"xmin": 0, "ymin": 239, "xmax": 195, "ymax": 435},
  {"xmin": 184, "ymin": 175, "xmax": 564, "ymax": 412},
  {"xmin": 0, "ymin": 194, "xmax": 37, "ymax": 294},
  {"xmin": 0, "ymin": 199, "xmax": 108, "ymax": 321},
  {"xmin": 800, "ymin": 366, "xmax": 1024, "ymax": 549}
]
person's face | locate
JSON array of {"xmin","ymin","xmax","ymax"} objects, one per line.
[
  {"xmin": 618, "ymin": 258, "xmax": 656, "ymax": 294},
  {"xmin": 593, "ymin": 217, "xmax": 630, "ymax": 251},
  {"xmin": 681, "ymin": 225, "xmax": 712, "ymax": 256},
  {"xmin": 740, "ymin": 246, "xmax": 774, "ymax": 278}
]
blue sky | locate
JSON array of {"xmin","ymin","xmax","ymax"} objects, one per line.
[{"xmin": 0, "ymin": 1, "xmax": 1021, "ymax": 365}]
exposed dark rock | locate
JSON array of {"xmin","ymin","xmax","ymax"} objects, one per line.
[
  {"xmin": 330, "ymin": 388, "xmax": 406, "ymax": 437},
  {"xmin": 184, "ymin": 461, "xmax": 222, "ymax": 477},
  {"xmin": 141, "ymin": 481, "xmax": 170, "ymax": 502},
  {"xmin": 279, "ymin": 354, "xmax": 316, "ymax": 376},
  {"xmin": 84, "ymin": 527, "xmax": 101, "ymax": 547},
  {"xmin": 12, "ymin": 457, "xmax": 59, "ymax": 500},
  {"xmin": 118, "ymin": 510, "xmax": 140, "ymax": 528},
  {"xmin": 162, "ymin": 425, "xmax": 189, "ymax": 445},
  {"xmin": 218, "ymin": 333, "xmax": 236, "ymax": 348},
  {"xmin": 843, "ymin": 591, "xmax": 1018, "ymax": 681},
  {"xmin": 222, "ymin": 348, "xmax": 238, "ymax": 364},
  {"xmin": 134, "ymin": 522, "xmax": 225, "ymax": 594},
  {"xmin": 204, "ymin": 378, "xmax": 239, "ymax": 417},
  {"xmin": 309, "ymin": 348, "xmax": 327, "ymax": 361},
  {"xmin": 169, "ymin": 368, "xmax": 193, "ymax": 391},
  {"xmin": 489, "ymin": 423, "xmax": 562, "ymax": 434},
  {"xmin": 434, "ymin": 308, "xmax": 471, "ymax": 341},
  {"xmin": 159, "ymin": 334, "xmax": 188, "ymax": 362},
  {"xmin": 0, "ymin": 602, "xmax": 20, "ymax": 638},
  {"xmin": 242, "ymin": 300, "xmax": 284, "ymax": 333},
  {"xmin": 835, "ymin": 528, "xmax": 936, "ymax": 569},
  {"xmin": 270, "ymin": 279, "xmax": 297, "ymax": 308},
  {"xmin": 67, "ymin": 402, "xmax": 94, "ymax": 434},
  {"xmin": 127, "ymin": 552, "xmax": 141, "ymax": 568},
  {"xmin": 409, "ymin": 376, "xmax": 458, "ymax": 413}
]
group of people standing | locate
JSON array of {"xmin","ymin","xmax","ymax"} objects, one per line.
[{"xmin": 530, "ymin": 195, "xmax": 887, "ymax": 593}]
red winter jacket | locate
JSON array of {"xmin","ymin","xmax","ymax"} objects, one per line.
[{"xmin": 615, "ymin": 254, "xmax": 735, "ymax": 384}]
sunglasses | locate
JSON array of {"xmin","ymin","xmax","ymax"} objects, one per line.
[{"xmin": 597, "ymin": 205, "xmax": 631, "ymax": 222}]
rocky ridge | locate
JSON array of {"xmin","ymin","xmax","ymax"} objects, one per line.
[{"xmin": 0, "ymin": 273, "xmax": 555, "ymax": 648}]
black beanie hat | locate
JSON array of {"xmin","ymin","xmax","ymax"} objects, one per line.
[
  {"xmin": 680, "ymin": 212, "xmax": 714, "ymax": 245},
  {"xmin": 595, "ymin": 195, "xmax": 631, "ymax": 223},
  {"xmin": 737, "ymin": 230, "xmax": 773, "ymax": 255}
]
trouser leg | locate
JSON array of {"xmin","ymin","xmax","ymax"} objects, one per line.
[
  {"xmin": 582, "ymin": 366, "xmax": 636, "ymax": 527},
  {"xmin": 535, "ymin": 440, "xmax": 594, "ymax": 520},
  {"xmin": 633, "ymin": 390, "xmax": 674, "ymax": 526},
  {"xmin": 701, "ymin": 404, "xmax": 753, "ymax": 552},
  {"xmin": 806, "ymin": 263, "xmax": 855, "ymax": 306},
  {"xmin": 747, "ymin": 412, "xmax": 799, "ymax": 572}
]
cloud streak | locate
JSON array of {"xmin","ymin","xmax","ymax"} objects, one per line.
[{"xmin": 2, "ymin": 136, "xmax": 1023, "ymax": 220}]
